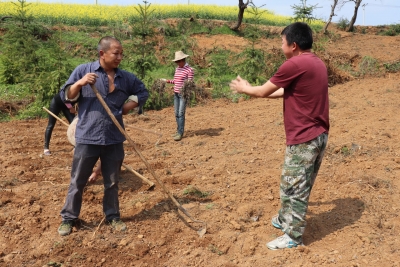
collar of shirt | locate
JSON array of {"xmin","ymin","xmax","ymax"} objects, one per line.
[
  {"xmin": 94, "ymin": 60, "xmax": 122, "ymax": 78},
  {"xmin": 177, "ymin": 63, "xmax": 189, "ymax": 69}
]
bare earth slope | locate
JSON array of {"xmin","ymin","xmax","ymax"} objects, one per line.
[{"xmin": 1, "ymin": 30, "xmax": 400, "ymax": 267}]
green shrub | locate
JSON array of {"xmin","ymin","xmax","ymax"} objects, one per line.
[
  {"xmin": 210, "ymin": 24, "xmax": 238, "ymax": 35},
  {"xmin": 0, "ymin": 84, "xmax": 31, "ymax": 101},
  {"xmin": 176, "ymin": 18, "xmax": 210, "ymax": 35},
  {"xmin": 336, "ymin": 17, "xmax": 349, "ymax": 31},
  {"xmin": 207, "ymin": 49, "xmax": 234, "ymax": 78},
  {"xmin": 234, "ymin": 47, "xmax": 267, "ymax": 84},
  {"xmin": 381, "ymin": 24, "xmax": 400, "ymax": 36},
  {"xmin": 358, "ymin": 56, "xmax": 381, "ymax": 77},
  {"xmin": 264, "ymin": 47, "xmax": 286, "ymax": 78},
  {"xmin": 183, "ymin": 185, "xmax": 211, "ymax": 198},
  {"xmin": 233, "ymin": 6, "xmax": 267, "ymax": 85},
  {"xmin": 383, "ymin": 61, "xmax": 400, "ymax": 73}
]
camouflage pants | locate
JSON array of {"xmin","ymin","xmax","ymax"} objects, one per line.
[{"xmin": 278, "ymin": 133, "xmax": 328, "ymax": 244}]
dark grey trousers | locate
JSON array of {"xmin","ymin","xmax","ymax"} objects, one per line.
[{"xmin": 60, "ymin": 143, "xmax": 124, "ymax": 222}]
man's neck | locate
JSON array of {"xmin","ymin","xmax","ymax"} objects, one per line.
[
  {"xmin": 99, "ymin": 61, "xmax": 115, "ymax": 74},
  {"xmin": 297, "ymin": 50, "xmax": 312, "ymax": 56}
]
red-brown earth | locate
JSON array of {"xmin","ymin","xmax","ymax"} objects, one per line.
[{"xmin": 1, "ymin": 25, "xmax": 400, "ymax": 266}]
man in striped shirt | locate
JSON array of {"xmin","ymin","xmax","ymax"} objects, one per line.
[{"xmin": 163, "ymin": 51, "xmax": 194, "ymax": 141}]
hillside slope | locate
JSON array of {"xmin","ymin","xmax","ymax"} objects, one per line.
[{"xmin": 1, "ymin": 28, "xmax": 400, "ymax": 266}]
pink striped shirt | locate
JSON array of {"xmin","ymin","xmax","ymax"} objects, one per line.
[{"xmin": 168, "ymin": 63, "xmax": 194, "ymax": 93}]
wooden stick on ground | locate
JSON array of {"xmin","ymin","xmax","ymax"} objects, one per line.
[
  {"xmin": 90, "ymin": 84, "xmax": 206, "ymax": 237},
  {"xmin": 43, "ymin": 106, "xmax": 70, "ymax": 127},
  {"xmin": 122, "ymin": 163, "xmax": 155, "ymax": 189}
]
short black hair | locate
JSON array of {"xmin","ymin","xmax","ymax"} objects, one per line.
[
  {"xmin": 97, "ymin": 36, "xmax": 121, "ymax": 54},
  {"xmin": 281, "ymin": 22, "xmax": 313, "ymax": 50}
]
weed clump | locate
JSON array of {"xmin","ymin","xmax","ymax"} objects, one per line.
[{"xmin": 183, "ymin": 185, "xmax": 211, "ymax": 198}]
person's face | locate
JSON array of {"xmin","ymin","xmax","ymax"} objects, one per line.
[
  {"xmin": 175, "ymin": 58, "xmax": 186, "ymax": 67},
  {"xmin": 281, "ymin": 35, "xmax": 295, "ymax": 59},
  {"xmin": 100, "ymin": 41, "xmax": 123, "ymax": 69}
]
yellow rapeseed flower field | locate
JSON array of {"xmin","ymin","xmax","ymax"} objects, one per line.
[{"xmin": 0, "ymin": 1, "xmax": 315, "ymax": 27}]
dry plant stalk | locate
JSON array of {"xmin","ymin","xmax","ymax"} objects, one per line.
[
  {"xmin": 151, "ymin": 78, "xmax": 166, "ymax": 96},
  {"xmin": 181, "ymin": 79, "xmax": 196, "ymax": 103},
  {"xmin": 92, "ymin": 216, "xmax": 106, "ymax": 238}
]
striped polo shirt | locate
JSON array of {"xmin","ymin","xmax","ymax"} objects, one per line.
[{"xmin": 169, "ymin": 63, "xmax": 194, "ymax": 93}]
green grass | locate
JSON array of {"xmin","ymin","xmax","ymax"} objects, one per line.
[
  {"xmin": 0, "ymin": 84, "xmax": 32, "ymax": 101},
  {"xmin": 182, "ymin": 185, "xmax": 211, "ymax": 198},
  {"xmin": 210, "ymin": 25, "xmax": 241, "ymax": 35},
  {"xmin": 383, "ymin": 61, "xmax": 400, "ymax": 73},
  {"xmin": 379, "ymin": 24, "xmax": 400, "ymax": 36},
  {"xmin": 357, "ymin": 56, "xmax": 381, "ymax": 77}
]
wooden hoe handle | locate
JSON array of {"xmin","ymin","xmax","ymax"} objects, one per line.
[{"xmin": 90, "ymin": 84, "xmax": 206, "ymax": 235}]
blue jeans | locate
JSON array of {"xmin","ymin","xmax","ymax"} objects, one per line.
[
  {"xmin": 174, "ymin": 93, "xmax": 186, "ymax": 135},
  {"xmin": 60, "ymin": 143, "xmax": 124, "ymax": 222}
]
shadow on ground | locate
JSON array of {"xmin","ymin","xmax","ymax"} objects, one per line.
[{"xmin": 305, "ymin": 197, "xmax": 365, "ymax": 245}]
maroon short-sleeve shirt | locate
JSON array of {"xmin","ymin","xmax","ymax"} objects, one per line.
[{"xmin": 270, "ymin": 53, "xmax": 329, "ymax": 145}]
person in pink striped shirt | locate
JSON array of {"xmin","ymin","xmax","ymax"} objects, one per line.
[{"xmin": 162, "ymin": 51, "xmax": 194, "ymax": 141}]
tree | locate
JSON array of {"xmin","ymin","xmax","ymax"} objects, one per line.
[
  {"xmin": 11, "ymin": 0, "xmax": 33, "ymax": 27},
  {"xmin": 0, "ymin": 0, "xmax": 72, "ymax": 103},
  {"xmin": 339, "ymin": 0, "xmax": 381, "ymax": 32},
  {"xmin": 230, "ymin": 0, "xmax": 252, "ymax": 31},
  {"xmin": 33, "ymin": 30, "xmax": 73, "ymax": 102},
  {"xmin": 234, "ymin": 4, "xmax": 267, "ymax": 84},
  {"xmin": 0, "ymin": 0, "xmax": 43, "ymax": 84},
  {"xmin": 291, "ymin": 0, "xmax": 320, "ymax": 23},
  {"xmin": 128, "ymin": 1, "xmax": 158, "ymax": 80},
  {"xmin": 323, "ymin": 0, "xmax": 339, "ymax": 34},
  {"xmin": 339, "ymin": 0, "xmax": 363, "ymax": 32}
]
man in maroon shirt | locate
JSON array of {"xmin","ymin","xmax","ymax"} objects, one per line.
[{"xmin": 230, "ymin": 22, "xmax": 329, "ymax": 250}]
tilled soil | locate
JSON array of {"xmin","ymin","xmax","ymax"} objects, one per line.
[{"xmin": 1, "ymin": 28, "xmax": 400, "ymax": 267}]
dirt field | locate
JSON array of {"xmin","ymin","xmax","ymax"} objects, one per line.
[{"xmin": 1, "ymin": 27, "xmax": 400, "ymax": 266}]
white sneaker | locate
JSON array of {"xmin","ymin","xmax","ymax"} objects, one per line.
[
  {"xmin": 271, "ymin": 214, "xmax": 283, "ymax": 229},
  {"xmin": 266, "ymin": 233, "xmax": 301, "ymax": 250}
]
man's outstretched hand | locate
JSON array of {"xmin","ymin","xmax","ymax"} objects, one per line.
[{"xmin": 229, "ymin": 75, "xmax": 249, "ymax": 94}]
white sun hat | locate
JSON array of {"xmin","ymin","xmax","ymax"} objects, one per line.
[{"xmin": 172, "ymin": 51, "xmax": 189, "ymax": 62}]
